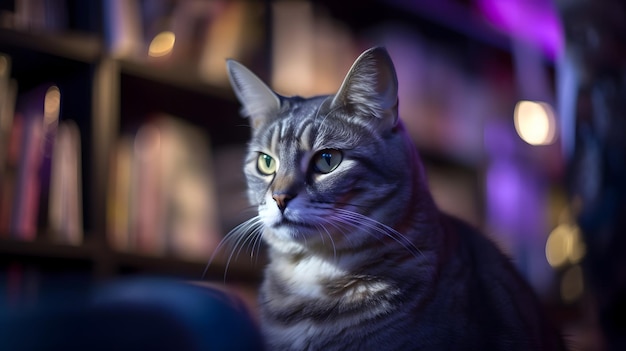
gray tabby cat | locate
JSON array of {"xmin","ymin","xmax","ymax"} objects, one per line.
[{"xmin": 225, "ymin": 47, "xmax": 566, "ymax": 350}]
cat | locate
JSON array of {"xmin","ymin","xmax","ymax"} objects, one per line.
[{"xmin": 224, "ymin": 47, "xmax": 566, "ymax": 350}]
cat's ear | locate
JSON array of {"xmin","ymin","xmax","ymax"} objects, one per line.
[
  {"xmin": 331, "ymin": 47, "xmax": 399, "ymax": 132},
  {"xmin": 226, "ymin": 59, "xmax": 281, "ymax": 128}
]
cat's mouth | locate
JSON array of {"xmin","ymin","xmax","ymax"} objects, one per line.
[{"xmin": 273, "ymin": 216, "xmax": 316, "ymax": 229}]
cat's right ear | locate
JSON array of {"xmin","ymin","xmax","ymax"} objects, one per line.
[
  {"xmin": 226, "ymin": 60, "xmax": 281, "ymax": 128},
  {"xmin": 330, "ymin": 47, "xmax": 399, "ymax": 134}
]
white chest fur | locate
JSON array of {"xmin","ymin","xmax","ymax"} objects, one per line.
[
  {"xmin": 273, "ymin": 255, "xmax": 344, "ymax": 298},
  {"xmin": 270, "ymin": 253, "xmax": 397, "ymax": 303}
]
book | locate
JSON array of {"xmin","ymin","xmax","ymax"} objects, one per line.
[
  {"xmin": 271, "ymin": 1, "xmax": 354, "ymax": 96},
  {"xmin": 36, "ymin": 86, "xmax": 61, "ymax": 236},
  {"xmin": 130, "ymin": 122, "xmax": 164, "ymax": 255},
  {"xmin": 10, "ymin": 111, "xmax": 43, "ymax": 240},
  {"xmin": 48, "ymin": 119, "xmax": 83, "ymax": 245},
  {"xmin": 104, "ymin": 0, "xmax": 143, "ymax": 58},
  {"xmin": 0, "ymin": 54, "xmax": 16, "ymax": 177},
  {"xmin": 107, "ymin": 136, "xmax": 133, "ymax": 251},
  {"xmin": 198, "ymin": 1, "xmax": 260, "ymax": 85},
  {"xmin": 2, "ymin": 84, "xmax": 59, "ymax": 240},
  {"xmin": 156, "ymin": 116, "xmax": 220, "ymax": 260},
  {"xmin": 108, "ymin": 115, "xmax": 221, "ymax": 260},
  {"xmin": 0, "ymin": 112, "xmax": 22, "ymax": 236},
  {"xmin": 0, "ymin": 54, "xmax": 17, "ymax": 237}
]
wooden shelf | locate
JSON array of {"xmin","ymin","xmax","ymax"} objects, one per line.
[
  {"xmin": 0, "ymin": 237, "xmax": 96, "ymax": 261},
  {"xmin": 0, "ymin": 28, "xmax": 102, "ymax": 63},
  {"xmin": 111, "ymin": 250, "xmax": 263, "ymax": 283},
  {"xmin": 118, "ymin": 59, "xmax": 235, "ymax": 100},
  {"xmin": 0, "ymin": 237, "xmax": 263, "ymax": 283}
]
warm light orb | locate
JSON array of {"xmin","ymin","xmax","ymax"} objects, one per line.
[
  {"xmin": 148, "ymin": 31, "xmax": 176, "ymax": 58},
  {"xmin": 545, "ymin": 223, "xmax": 586, "ymax": 268},
  {"xmin": 44, "ymin": 86, "xmax": 61, "ymax": 126},
  {"xmin": 514, "ymin": 100, "xmax": 556, "ymax": 145}
]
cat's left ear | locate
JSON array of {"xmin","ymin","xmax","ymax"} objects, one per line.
[
  {"xmin": 226, "ymin": 59, "xmax": 281, "ymax": 129},
  {"xmin": 330, "ymin": 47, "xmax": 399, "ymax": 132}
]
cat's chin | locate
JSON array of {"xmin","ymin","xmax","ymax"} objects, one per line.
[
  {"xmin": 262, "ymin": 216, "xmax": 325, "ymax": 246},
  {"xmin": 259, "ymin": 202, "xmax": 336, "ymax": 247},
  {"xmin": 260, "ymin": 204, "xmax": 315, "ymax": 231},
  {"xmin": 272, "ymin": 217, "xmax": 316, "ymax": 230},
  {"xmin": 262, "ymin": 225, "xmax": 309, "ymax": 249}
]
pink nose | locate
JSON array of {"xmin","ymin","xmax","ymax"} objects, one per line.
[{"xmin": 272, "ymin": 193, "xmax": 294, "ymax": 212}]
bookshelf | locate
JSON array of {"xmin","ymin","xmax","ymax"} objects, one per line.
[
  {"xmin": 0, "ymin": 19, "xmax": 263, "ymax": 289},
  {"xmin": 0, "ymin": 29, "xmax": 261, "ymax": 243}
]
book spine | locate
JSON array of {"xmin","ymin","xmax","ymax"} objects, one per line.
[
  {"xmin": 11, "ymin": 114, "xmax": 43, "ymax": 240},
  {"xmin": 0, "ymin": 55, "xmax": 16, "ymax": 237},
  {"xmin": 48, "ymin": 120, "xmax": 83, "ymax": 244},
  {"xmin": 107, "ymin": 137, "xmax": 133, "ymax": 251},
  {"xmin": 36, "ymin": 86, "xmax": 61, "ymax": 233},
  {"xmin": 131, "ymin": 124, "xmax": 164, "ymax": 255}
]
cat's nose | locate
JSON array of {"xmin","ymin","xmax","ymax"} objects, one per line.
[{"xmin": 272, "ymin": 193, "xmax": 294, "ymax": 213}]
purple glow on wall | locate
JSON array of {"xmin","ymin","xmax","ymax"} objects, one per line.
[
  {"xmin": 477, "ymin": 0, "xmax": 564, "ymax": 60},
  {"xmin": 484, "ymin": 121, "xmax": 552, "ymax": 290}
]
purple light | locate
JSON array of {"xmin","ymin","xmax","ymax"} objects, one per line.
[{"xmin": 477, "ymin": 0, "xmax": 564, "ymax": 60}]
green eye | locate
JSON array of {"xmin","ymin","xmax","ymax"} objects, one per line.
[
  {"xmin": 313, "ymin": 149, "xmax": 342, "ymax": 174},
  {"xmin": 257, "ymin": 153, "xmax": 277, "ymax": 175}
]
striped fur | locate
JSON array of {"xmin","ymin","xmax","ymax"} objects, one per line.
[{"xmin": 226, "ymin": 47, "xmax": 566, "ymax": 350}]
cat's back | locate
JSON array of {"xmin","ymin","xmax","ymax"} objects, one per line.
[{"xmin": 440, "ymin": 213, "xmax": 567, "ymax": 350}]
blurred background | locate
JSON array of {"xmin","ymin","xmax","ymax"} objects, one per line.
[{"xmin": 0, "ymin": 0, "xmax": 624, "ymax": 350}]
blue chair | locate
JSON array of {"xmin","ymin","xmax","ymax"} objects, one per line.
[{"xmin": 0, "ymin": 278, "xmax": 264, "ymax": 351}]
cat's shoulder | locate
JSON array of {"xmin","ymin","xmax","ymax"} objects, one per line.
[
  {"xmin": 440, "ymin": 212, "xmax": 511, "ymax": 262},
  {"xmin": 438, "ymin": 211, "xmax": 529, "ymax": 288}
]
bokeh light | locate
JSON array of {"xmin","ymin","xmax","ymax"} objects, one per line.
[
  {"xmin": 43, "ymin": 86, "xmax": 61, "ymax": 127},
  {"xmin": 514, "ymin": 100, "xmax": 557, "ymax": 145},
  {"xmin": 148, "ymin": 31, "xmax": 176, "ymax": 58},
  {"xmin": 546, "ymin": 222, "xmax": 586, "ymax": 268}
]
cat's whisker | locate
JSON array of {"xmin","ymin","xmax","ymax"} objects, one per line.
[
  {"xmin": 300, "ymin": 229, "xmax": 308, "ymax": 247},
  {"xmin": 248, "ymin": 226, "xmax": 264, "ymax": 261},
  {"xmin": 316, "ymin": 103, "xmax": 342, "ymax": 126},
  {"xmin": 315, "ymin": 200, "xmax": 383, "ymax": 210},
  {"xmin": 343, "ymin": 214, "xmax": 418, "ymax": 255},
  {"xmin": 221, "ymin": 231, "xmax": 251, "ymax": 282},
  {"xmin": 250, "ymin": 226, "xmax": 265, "ymax": 263},
  {"xmin": 233, "ymin": 219, "xmax": 264, "ymax": 261},
  {"xmin": 316, "ymin": 222, "xmax": 326, "ymax": 246},
  {"xmin": 333, "ymin": 208, "xmax": 423, "ymax": 260},
  {"xmin": 314, "ymin": 214, "xmax": 366, "ymax": 263},
  {"xmin": 326, "ymin": 212, "xmax": 391, "ymax": 251},
  {"xmin": 314, "ymin": 221, "xmax": 337, "ymax": 262},
  {"xmin": 223, "ymin": 219, "xmax": 264, "ymax": 282},
  {"xmin": 203, "ymin": 216, "xmax": 263, "ymax": 281}
]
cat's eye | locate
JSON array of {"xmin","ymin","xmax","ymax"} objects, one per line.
[
  {"xmin": 313, "ymin": 149, "xmax": 342, "ymax": 174},
  {"xmin": 257, "ymin": 153, "xmax": 277, "ymax": 175}
]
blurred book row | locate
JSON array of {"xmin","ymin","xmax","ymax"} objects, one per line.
[
  {"xmin": 108, "ymin": 116, "xmax": 222, "ymax": 261},
  {"xmin": 1, "ymin": 0, "xmax": 382, "ymax": 97},
  {"xmin": 106, "ymin": 116, "xmax": 251, "ymax": 261},
  {"xmin": 0, "ymin": 54, "xmax": 82, "ymax": 244},
  {"xmin": 105, "ymin": 0, "xmax": 265, "ymax": 87},
  {"xmin": 105, "ymin": 0, "xmax": 356, "ymax": 93},
  {"xmin": 0, "ymin": 51, "xmax": 252, "ymax": 262}
]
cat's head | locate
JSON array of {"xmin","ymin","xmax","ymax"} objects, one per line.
[{"xmin": 227, "ymin": 47, "xmax": 421, "ymax": 254}]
